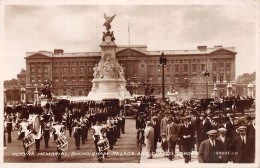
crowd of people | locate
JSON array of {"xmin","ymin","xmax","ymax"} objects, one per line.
[
  {"xmin": 134, "ymin": 96, "xmax": 255, "ymax": 163},
  {"xmin": 3, "ymin": 95, "xmax": 256, "ymax": 163}
]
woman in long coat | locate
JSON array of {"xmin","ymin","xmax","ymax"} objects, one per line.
[{"xmin": 145, "ymin": 121, "xmax": 154, "ymax": 159}]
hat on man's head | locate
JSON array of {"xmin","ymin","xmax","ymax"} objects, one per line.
[
  {"xmin": 186, "ymin": 115, "xmax": 191, "ymax": 119},
  {"xmin": 152, "ymin": 116, "xmax": 158, "ymax": 119},
  {"xmin": 237, "ymin": 125, "xmax": 247, "ymax": 131},
  {"xmin": 207, "ymin": 130, "xmax": 218, "ymax": 136},
  {"xmin": 218, "ymin": 128, "xmax": 227, "ymax": 133},
  {"xmin": 147, "ymin": 121, "xmax": 152, "ymax": 126},
  {"xmin": 213, "ymin": 116, "xmax": 219, "ymax": 120},
  {"xmin": 161, "ymin": 133, "xmax": 166, "ymax": 137}
]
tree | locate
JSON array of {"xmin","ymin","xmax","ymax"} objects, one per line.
[{"xmin": 236, "ymin": 72, "xmax": 255, "ymax": 84}]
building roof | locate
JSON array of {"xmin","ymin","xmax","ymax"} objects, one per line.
[
  {"xmin": 147, "ymin": 47, "xmax": 236, "ymax": 55},
  {"xmin": 25, "ymin": 45, "xmax": 236, "ymax": 58}
]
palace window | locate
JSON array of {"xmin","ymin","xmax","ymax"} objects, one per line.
[
  {"xmin": 226, "ymin": 75, "xmax": 231, "ymax": 82},
  {"xmin": 79, "ymin": 78, "xmax": 84, "ymax": 84},
  {"xmin": 192, "ymin": 64, "xmax": 197, "ymax": 72},
  {"xmin": 80, "ymin": 67, "xmax": 84, "ymax": 74},
  {"xmin": 175, "ymin": 65, "xmax": 179, "ymax": 73},
  {"xmin": 88, "ymin": 67, "xmax": 93, "ymax": 74},
  {"xmin": 55, "ymin": 67, "xmax": 59, "ymax": 74},
  {"xmin": 213, "ymin": 63, "xmax": 217, "ymax": 71},
  {"xmin": 201, "ymin": 64, "xmax": 206, "ymax": 72},
  {"xmin": 183, "ymin": 64, "xmax": 188, "ymax": 73},
  {"xmin": 44, "ymin": 67, "xmax": 48, "ymax": 73},
  {"xmin": 63, "ymin": 67, "xmax": 67, "ymax": 74},
  {"xmin": 37, "ymin": 68, "xmax": 41, "ymax": 74},
  {"xmin": 71, "ymin": 67, "xmax": 75, "ymax": 74},
  {"xmin": 31, "ymin": 67, "xmax": 35, "ymax": 74},
  {"xmin": 220, "ymin": 76, "xmax": 223, "ymax": 82},
  {"xmin": 55, "ymin": 78, "xmax": 59, "ymax": 84},
  {"xmin": 157, "ymin": 65, "xmax": 161, "ymax": 73},
  {"xmin": 166, "ymin": 65, "xmax": 171, "ymax": 72},
  {"xmin": 158, "ymin": 78, "xmax": 161, "ymax": 84},
  {"xmin": 148, "ymin": 65, "xmax": 153, "ymax": 74},
  {"xmin": 37, "ymin": 78, "xmax": 41, "ymax": 83},
  {"xmin": 213, "ymin": 76, "xmax": 217, "ymax": 82},
  {"xmin": 71, "ymin": 78, "xmax": 76, "ymax": 84},
  {"xmin": 63, "ymin": 78, "xmax": 67, "ymax": 83},
  {"xmin": 166, "ymin": 77, "xmax": 171, "ymax": 84},
  {"xmin": 219, "ymin": 62, "xmax": 224, "ymax": 71},
  {"xmin": 226, "ymin": 63, "xmax": 231, "ymax": 71}
]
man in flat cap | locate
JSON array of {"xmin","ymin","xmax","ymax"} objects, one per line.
[
  {"xmin": 231, "ymin": 126, "xmax": 255, "ymax": 163},
  {"xmin": 198, "ymin": 130, "xmax": 222, "ymax": 163},
  {"xmin": 217, "ymin": 128, "xmax": 231, "ymax": 163}
]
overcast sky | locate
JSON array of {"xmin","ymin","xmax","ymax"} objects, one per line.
[{"xmin": 2, "ymin": 4, "xmax": 258, "ymax": 80}]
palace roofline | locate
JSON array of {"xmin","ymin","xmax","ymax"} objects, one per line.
[{"xmin": 25, "ymin": 45, "xmax": 236, "ymax": 58}]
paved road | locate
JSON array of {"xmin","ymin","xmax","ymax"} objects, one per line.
[{"xmin": 4, "ymin": 118, "xmax": 140, "ymax": 163}]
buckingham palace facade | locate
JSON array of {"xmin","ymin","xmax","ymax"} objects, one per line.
[{"xmin": 24, "ymin": 45, "xmax": 236, "ymax": 101}]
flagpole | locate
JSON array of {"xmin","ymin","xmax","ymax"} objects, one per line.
[{"xmin": 128, "ymin": 23, "xmax": 130, "ymax": 46}]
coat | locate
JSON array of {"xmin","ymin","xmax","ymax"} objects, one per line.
[
  {"xmin": 145, "ymin": 126, "xmax": 154, "ymax": 152},
  {"xmin": 216, "ymin": 136, "xmax": 231, "ymax": 162},
  {"xmin": 225, "ymin": 120, "xmax": 235, "ymax": 140},
  {"xmin": 179, "ymin": 124, "xmax": 193, "ymax": 149},
  {"xmin": 198, "ymin": 119, "xmax": 212, "ymax": 143},
  {"xmin": 231, "ymin": 136, "xmax": 255, "ymax": 163},
  {"xmin": 160, "ymin": 117, "xmax": 167, "ymax": 134},
  {"xmin": 166, "ymin": 123, "xmax": 179, "ymax": 142},
  {"xmin": 136, "ymin": 119, "xmax": 146, "ymax": 129},
  {"xmin": 152, "ymin": 121, "xmax": 160, "ymax": 141},
  {"xmin": 198, "ymin": 139, "xmax": 222, "ymax": 163}
]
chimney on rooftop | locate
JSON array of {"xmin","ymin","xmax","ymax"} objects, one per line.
[
  {"xmin": 54, "ymin": 49, "xmax": 64, "ymax": 54},
  {"xmin": 214, "ymin": 45, "xmax": 223, "ymax": 48},
  {"xmin": 197, "ymin": 46, "xmax": 207, "ymax": 51}
]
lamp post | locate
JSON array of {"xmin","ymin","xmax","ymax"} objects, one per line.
[
  {"xmin": 160, "ymin": 52, "xmax": 167, "ymax": 100},
  {"xmin": 202, "ymin": 70, "xmax": 210, "ymax": 98}
]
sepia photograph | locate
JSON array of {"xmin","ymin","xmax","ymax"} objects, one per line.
[{"xmin": 1, "ymin": 0, "xmax": 259, "ymax": 167}]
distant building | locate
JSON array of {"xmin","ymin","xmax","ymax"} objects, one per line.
[
  {"xmin": 4, "ymin": 69, "xmax": 26, "ymax": 102},
  {"xmin": 24, "ymin": 45, "xmax": 237, "ymax": 102}
]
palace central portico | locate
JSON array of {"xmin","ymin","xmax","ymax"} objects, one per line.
[{"xmin": 24, "ymin": 45, "xmax": 236, "ymax": 102}]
